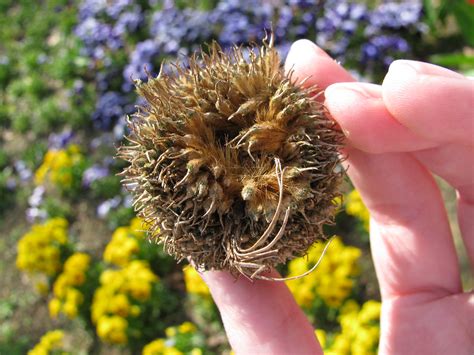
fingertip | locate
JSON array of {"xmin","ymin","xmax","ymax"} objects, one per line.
[
  {"xmin": 285, "ymin": 39, "xmax": 330, "ymax": 72},
  {"xmin": 285, "ymin": 40, "xmax": 354, "ymax": 90},
  {"xmin": 325, "ymin": 82, "xmax": 435, "ymax": 153},
  {"xmin": 382, "ymin": 60, "xmax": 474, "ymax": 144},
  {"xmin": 387, "ymin": 59, "xmax": 465, "ymax": 79}
]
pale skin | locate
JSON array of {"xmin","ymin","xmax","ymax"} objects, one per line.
[{"xmin": 201, "ymin": 40, "xmax": 474, "ymax": 354}]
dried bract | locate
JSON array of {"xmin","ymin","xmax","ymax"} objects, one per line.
[{"xmin": 118, "ymin": 35, "xmax": 344, "ymax": 279}]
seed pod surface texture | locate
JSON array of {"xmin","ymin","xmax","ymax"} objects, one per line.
[{"xmin": 118, "ymin": 36, "xmax": 344, "ymax": 279}]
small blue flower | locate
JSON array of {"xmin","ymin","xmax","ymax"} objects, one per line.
[{"xmin": 83, "ymin": 165, "xmax": 110, "ymax": 187}]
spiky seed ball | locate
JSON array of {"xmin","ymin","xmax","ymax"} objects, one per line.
[{"xmin": 118, "ymin": 35, "xmax": 344, "ymax": 279}]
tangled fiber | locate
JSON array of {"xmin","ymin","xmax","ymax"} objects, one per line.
[{"xmin": 118, "ymin": 35, "xmax": 344, "ymax": 279}]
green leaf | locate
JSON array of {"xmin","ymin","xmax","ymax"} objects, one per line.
[
  {"xmin": 429, "ymin": 53, "xmax": 474, "ymax": 69},
  {"xmin": 451, "ymin": 0, "xmax": 474, "ymax": 46},
  {"xmin": 422, "ymin": 0, "xmax": 438, "ymax": 33}
]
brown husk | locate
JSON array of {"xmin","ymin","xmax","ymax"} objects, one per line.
[{"xmin": 118, "ymin": 35, "xmax": 344, "ymax": 279}]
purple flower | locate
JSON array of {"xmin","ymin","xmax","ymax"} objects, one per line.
[
  {"xmin": 6, "ymin": 178, "xmax": 16, "ymax": 190},
  {"xmin": 26, "ymin": 207, "xmax": 47, "ymax": 223},
  {"xmin": 361, "ymin": 35, "xmax": 410, "ymax": 67},
  {"xmin": 82, "ymin": 165, "xmax": 110, "ymax": 187},
  {"xmin": 115, "ymin": 9, "xmax": 143, "ymax": 35},
  {"xmin": 48, "ymin": 130, "xmax": 74, "ymax": 149},
  {"xmin": 368, "ymin": 1, "xmax": 423, "ymax": 31},
  {"xmin": 14, "ymin": 161, "xmax": 32, "ymax": 181},
  {"xmin": 28, "ymin": 186, "xmax": 45, "ymax": 207},
  {"xmin": 97, "ymin": 196, "xmax": 122, "ymax": 218},
  {"xmin": 123, "ymin": 39, "xmax": 160, "ymax": 91},
  {"xmin": 92, "ymin": 91, "xmax": 129, "ymax": 129}
]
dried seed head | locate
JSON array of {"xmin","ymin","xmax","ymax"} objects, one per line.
[{"xmin": 118, "ymin": 35, "xmax": 344, "ymax": 279}]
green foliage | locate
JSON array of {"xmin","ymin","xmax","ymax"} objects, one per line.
[{"xmin": 91, "ymin": 175, "xmax": 122, "ymax": 200}]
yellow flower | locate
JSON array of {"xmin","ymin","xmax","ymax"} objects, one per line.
[
  {"xmin": 104, "ymin": 226, "xmax": 140, "ymax": 266},
  {"xmin": 92, "ymin": 260, "xmax": 159, "ymax": 324},
  {"xmin": 130, "ymin": 217, "xmax": 148, "ymax": 239},
  {"xmin": 34, "ymin": 145, "xmax": 84, "ymax": 190},
  {"xmin": 286, "ymin": 237, "xmax": 361, "ymax": 308},
  {"xmin": 97, "ymin": 315, "xmax": 128, "ymax": 344},
  {"xmin": 178, "ymin": 321, "xmax": 197, "ymax": 334},
  {"xmin": 345, "ymin": 189, "xmax": 370, "ymax": 231},
  {"xmin": 325, "ymin": 299, "xmax": 381, "ymax": 355},
  {"xmin": 165, "ymin": 326, "xmax": 177, "ymax": 338},
  {"xmin": 183, "ymin": 266, "xmax": 210, "ymax": 297},
  {"xmin": 16, "ymin": 218, "xmax": 69, "ymax": 277},
  {"xmin": 329, "ymin": 334, "xmax": 351, "ymax": 355},
  {"xmin": 190, "ymin": 349, "xmax": 203, "ymax": 355},
  {"xmin": 28, "ymin": 329, "xmax": 64, "ymax": 355},
  {"xmin": 163, "ymin": 347, "xmax": 183, "ymax": 355},
  {"xmin": 53, "ymin": 275, "xmax": 68, "ymax": 299},
  {"xmin": 127, "ymin": 280, "xmax": 152, "ymax": 301},
  {"xmin": 48, "ymin": 298, "xmax": 61, "ymax": 319},
  {"xmin": 100, "ymin": 270, "xmax": 125, "ymax": 291},
  {"xmin": 315, "ymin": 329, "xmax": 326, "ymax": 348},
  {"xmin": 143, "ymin": 339, "xmax": 166, "ymax": 355},
  {"xmin": 359, "ymin": 300, "xmax": 381, "ymax": 324},
  {"xmin": 131, "ymin": 305, "xmax": 141, "ymax": 316},
  {"xmin": 109, "ymin": 294, "xmax": 131, "ymax": 317},
  {"xmin": 64, "ymin": 252, "xmax": 90, "ymax": 273},
  {"xmin": 62, "ymin": 300, "xmax": 78, "ymax": 319}
]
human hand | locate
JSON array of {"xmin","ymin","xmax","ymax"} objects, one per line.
[{"xmin": 201, "ymin": 40, "xmax": 474, "ymax": 355}]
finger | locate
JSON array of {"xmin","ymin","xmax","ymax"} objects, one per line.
[
  {"xmin": 326, "ymin": 78, "xmax": 474, "ymax": 265},
  {"xmin": 346, "ymin": 149, "xmax": 461, "ymax": 299},
  {"xmin": 382, "ymin": 60, "xmax": 474, "ymax": 145},
  {"xmin": 202, "ymin": 270, "xmax": 321, "ymax": 355},
  {"xmin": 383, "ymin": 60, "xmax": 474, "ymax": 268},
  {"xmin": 288, "ymin": 41, "xmax": 462, "ymax": 298},
  {"xmin": 325, "ymin": 82, "xmax": 436, "ymax": 153},
  {"xmin": 285, "ymin": 39, "xmax": 355, "ymax": 91},
  {"xmin": 458, "ymin": 195, "xmax": 474, "ymax": 268},
  {"xmin": 412, "ymin": 144, "xmax": 474, "ymax": 271}
]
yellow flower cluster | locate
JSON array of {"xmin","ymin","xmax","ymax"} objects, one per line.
[
  {"xmin": 16, "ymin": 218, "xmax": 69, "ymax": 276},
  {"xmin": 34, "ymin": 144, "xmax": 84, "ymax": 189},
  {"xmin": 28, "ymin": 329, "xmax": 65, "ymax": 355},
  {"xmin": 183, "ymin": 266, "xmax": 210, "ymax": 298},
  {"xmin": 322, "ymin": 299, "xmax": 381, "ymax": 354},
  {"xmin": 49, "ymin": 252, "xmax": 90, "ymax": 319},
  {"xmin": 92, "ymin": 260, "xmax": 158, "ymax": 344},
  {"xmin": 143, "ymin": 322, "xmax": 202, "ymax": 355},
  {"xmin": 103, "ymin": 218, "xmax": 146, "ymax": 266},
  {"xmin": 345, "ymin": 189, "xmax": 370, "ymax": 232},
  {"xmin": 286, "ymin": 237, "xmax": 361, "ymax": 308}
]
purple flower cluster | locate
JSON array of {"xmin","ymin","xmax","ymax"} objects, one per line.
[
  {"xmin": 92, "ymin": 91, "xmax": 131, "ymax": 130},
  {"xmin": 82, "ymin": 164, "xmax": 110, "ymax": 187},
  {"xmin": 48, "ymin": 130, "xmax": 74, "ymax": 149},
  {"xmin": 210, "ymin": 0, "xmax": 274, "ymax": 47},
  {"xmin": 74, "ymin": 0, "xmax": 424, "ymax": 130},
  {"xmin": 75, "ymin": 0, "xmax": 142, "ymax": 61},
  {"xmin": 123, "ymin": 39, "xmax": 160, "ymax": 91},
  {"xmin": 362, "ymin": 35, "xmax": 410, "ymax": 67},
  {"xmin": 316, "ymin": 1, "xmax": 368, "ymax": 58},
  {"xmin": 367, "ymin": 1, "xmax": 424, "ymax": 33},
  {"xmin": 26, "ymin": 186, "xmax": 47, "ymax": 223}
]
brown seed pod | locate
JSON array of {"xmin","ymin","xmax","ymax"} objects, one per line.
[{"xmin": 118, "ymin": 34, "xmax": 344, "ymax": 279}]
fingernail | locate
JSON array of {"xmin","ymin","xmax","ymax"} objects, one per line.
[
  {"xmin": 325, "ymin": 82, "xmax": 375, "ymax": 101},
  {"xmin": 288, "ymin": 39, "xmax": 329, "ymax": 59},
  {"xmin": 387, "ymin": 60, "xmax": 417, "ymax": 79}
]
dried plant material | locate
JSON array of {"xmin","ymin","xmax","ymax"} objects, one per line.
[{"xmin": 118, "ymin": 34, "xmax": 344, "ymax": 279}]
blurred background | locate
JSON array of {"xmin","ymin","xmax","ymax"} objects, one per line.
[{"xmin": 0, "ymin": 0, "xmax": 472, "ymax": 354}]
